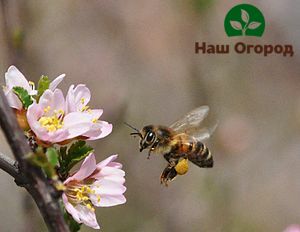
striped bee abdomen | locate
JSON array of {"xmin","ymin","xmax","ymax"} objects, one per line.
[{"xmin": 188, "ymin": 141, "xmax": 213, "ymax": 168}]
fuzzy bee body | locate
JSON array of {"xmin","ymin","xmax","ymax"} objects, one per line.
[{"xmin": 127, "ymin": 106, "xmax": 216, "ymax": 186}]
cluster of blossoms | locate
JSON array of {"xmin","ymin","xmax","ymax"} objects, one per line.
[{"xmin": 3, "ymin": 66, "xmax": 126, "ymax": 230}]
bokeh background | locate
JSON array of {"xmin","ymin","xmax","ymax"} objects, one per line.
[{"xmin": 0, "ymin": 0, "xmax": 300, "ymax": 231}]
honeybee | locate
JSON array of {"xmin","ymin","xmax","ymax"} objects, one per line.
[{"xmin": 126, "ymin": 106, "xmax": 216, "ymax": 186}]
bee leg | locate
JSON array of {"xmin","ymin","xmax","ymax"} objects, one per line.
[
  {"xmin": 147, "ymin": 150, "xmax": 151, "ymax": 159},
  {"xmin": 160, "ymin": 164, "xmax": 178, "ymax": 186}
]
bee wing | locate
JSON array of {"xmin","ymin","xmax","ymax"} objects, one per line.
[
  {"xmin": 169, "ymin": 106, "xmax": 209, "ymax": 132},
  {"xmin": 189, "ymin": 122, "xmax": 218, "ymax": 142}
]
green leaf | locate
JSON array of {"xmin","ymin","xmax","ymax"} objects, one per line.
[
  {"xmin": 37, "ymin": 75, "xmax": 50, "ymax": 99},
  {"xmin": 59, "ymin": 141, "xmax": 93, "ymax": 174},
  {"xmin": 13, "ymin": 86, "xmax": 33, "ymax": 109},
  {"xmin": 46, "ymin": 147, "xmax": 59, "ymax": 166}
]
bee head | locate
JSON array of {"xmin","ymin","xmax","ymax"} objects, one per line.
[
  {"xmin": 125, "ymin": 122, "xmax": 157, "ymax": 152},
  {"xmin": 139, "ymin": 125, "xmax": 156, "ymax": 152}
]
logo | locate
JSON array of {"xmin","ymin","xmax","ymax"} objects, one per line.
[
  {"xmin": 224, "ymin": 4, "xmax": 265, "ymax": 37},
  {"xmin": 194, "ymin": 3, "xmax": 294, "ymax": 57}
]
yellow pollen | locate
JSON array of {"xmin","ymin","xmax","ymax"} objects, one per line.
[
  {"xmin": 92, "ymin": 118, "xmax": 98, "ymax": 123},
  {"xmin": 44, "ymin": 106, "xmax": 51, "ymax": 113},
  {"xmin": 86, "ymin": 203, "xmax": 95, "ymax": 211},
  {"xmin": 58, "ymin": 109, "xmax": 64, "ymax": 114},
  {"xmin": 81, "ymin": 105, "xmax": 90, "ymax": 112},
  {"xmin": 39, "ymin": 111, "xmax": 64, "ymax": 132},
  {"xmin": 80, "ymin": 98, "xmax": 85, "ymax": 104}
]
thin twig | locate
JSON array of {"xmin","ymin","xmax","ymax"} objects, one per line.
[{"xmin": 0, "ymin": 152, "xmax": 24, "ymax": 182}]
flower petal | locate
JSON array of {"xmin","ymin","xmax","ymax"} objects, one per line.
[
  {"xmin": 92, "ymin": 194, "xmax": 126, "ymax": 207},
  {"xmin": 96, "ymin": 154, "xmax": 118, "ymax": 170},
  {"xmin": 5, "ymin": 89, "xmax": 23, "ymax": 110},
  {"xmin": 92, "ymin": 179, "xmax": 126, "ymax": 196},
  {"xmin": 39, "ymin": 89, "xmax": 65, "ymax": 115},
  {"xmin": 49, "ymin": 74, "xmax": 65, "ymax": 91},
  {"xmin": 63, "ymin": 112, "xmax": 94, "ymax": 139},
  {"xmin": 85, "ymin": 121, "xmax": 112, "ymax": 140},
  {"xmin": 5, "ymin": 66, "xmax": 31, "ymax": 91},
  {"xmin": 66, "ymin": 84, "xmax": 91, "ymax": 113},
  {"xmin": 107, "ymin": 162, "xmax": 122, "ymax": 169},
  {"xmin": 75, "ymin": 204, "xmax": 100, "ymax": 229},
  {"xmin": 65, "ymin": 153, "xmax": 96, "ymax": 183},
  {"xmin": 92, "ymin": 166, "xmax": 125, "ymax": 184},
  {"xmin": 62, "ymin": 194, "xmax": 81, "ymax": 223}
]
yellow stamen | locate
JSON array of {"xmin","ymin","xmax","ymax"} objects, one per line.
[
  {"xmin": 65, "ymin": 183, "xmax": 99, "ymax": 211},
  {"xmin": 28, "ymin": 81, "xmax": 35, "ymax": 90},
  {"xmin": 92, "ymin": 118, "xmax": 98, "ymax": 123},
  {"xmin": 44, "ymin": 106, "xmax": 51, "ymax": 113},
  {"xmin": 81, "ymin": 105, "xmax": 90, "ymax": 112},
  {"xmin": 39, "ymin": 110, "xmax": 64, "ymax": 132}
]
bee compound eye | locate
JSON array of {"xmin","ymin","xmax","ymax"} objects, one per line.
[{"xmin": 146, "ymin": 132, "xmax": 154, "ymax": 142}]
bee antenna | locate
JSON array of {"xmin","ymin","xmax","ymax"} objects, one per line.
[{"xmin": 124, "ymin": 122, "xmax": 141, "ymax": 133}]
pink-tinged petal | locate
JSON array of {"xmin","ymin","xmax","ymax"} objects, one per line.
[
  {"xmin": 5, "ymin": 89, "xmax": 22, "ymax": 110},
  {"xmin": 73, "ymin": 84, "xmax": 91, "ymax": 107},
  {"xmin": 93, "ymin": 179, "xmax": 126, "ymax": 195},
  {"xmin": 62, "ymin": 194, "xmax": 81, "ymax": 223},
  {"xmin": 63, "ymin": 112, "xmax": 94, "ymax": 139},
  {"xmin": 92, "ymin": 166, "xmax": 125, "ymax": 183},
  {"xmin": 65, "ymin": 153, "xmax": 96, "ymax": 183},
  {"xmin": 5, "ymin": 66, "xmax": 31, "ymax": 91},
  {"xmin": 96, "ymin": 154, "xmax": 118, "ymax": 170},
  {"xmin": 27, "ymin": 103, "xmax": 45, "ymax": 132},
  {"xmin": 47, "ymin": 130, "xmax": 69, "ymax": 143},
  {"xmin": 66, "ymin": 85, "xmax": 76, "ymax": 113},
  {"xmin": 66, "ymin": 84, "xmax": 91, "ymax": 113},
  {"xmin": 88, "ymin": 109, "xmax": 103, "ymax": 119},
  {"xmin": 39, "ymin": 89, "xmax": 65, "ymax": 115},
  {"xmin": 93, "ymin": 194, "xmax": 126, "ymax": 207},
  {"xmin": 97, "ymin": 166, "xmax": 125, "ymax": 178},
  {"xmin": 75, "ymin": 205, "xmax": 100, "ymax": 229},
  {"xmin": 49, "ymin": 74, "xmax": 65, "ymax": 91},
  {"xmin": 86, "ymin": 121, "xmax": 112, "ymax": 140},
  {"xmin": 107, "ymin": 162, "xmax": 122, "ymax": 169},
  {"xmin": 51, "ymin": 89, "xmax": 65, "ymax": 112}
]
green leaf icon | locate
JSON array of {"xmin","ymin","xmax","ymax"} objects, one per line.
[
  {"xmin": 224, "ymin": 4, "xmax": 265, "ymax": 37},
  {"xmin": 248, "ymin": 22, "xmax": 261, "ymax": 30},
  {"xmin": 230, "ymin": 21, "xmax": 242, "ymax": 30},
  {"xmin": 241, "ymin": 9, "xmax": 249, "ymax": 23}
]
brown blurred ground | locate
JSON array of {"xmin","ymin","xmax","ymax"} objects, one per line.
[{"xmin": 0, "ymin": 0, "xmax": 300, "ymax": 231}]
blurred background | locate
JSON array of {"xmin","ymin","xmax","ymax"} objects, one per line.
[{"xmin": 0, "ymin": 0, "xmax": 299, "ymax": 231}]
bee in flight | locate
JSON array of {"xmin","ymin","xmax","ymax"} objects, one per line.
[{"xmin": 126, "ymin": 106, "xmax": 216, "ymax": 186}]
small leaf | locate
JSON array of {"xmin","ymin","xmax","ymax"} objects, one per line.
[
  {"xmin": 248, "ymin": 21, "xmax": 261, "ymax": 30},
  {"xmin": 46, "ymin": 147, "xmax": 59, "ymax": 166},
  {"xmin": 60, "ymin": 141, "xmax": 93, "ymax": 173},
  {"xmin": 37, "ymin": 75, "xmax": 50, "ymax": 99},
  {"xmin": 241, "ymin": 9, "xmax": 249, "ymax": 23},
  {"xmin": 230, "ymin": 21, "xmax": 242, "ymax": 30},
  {"xmin": 13, "ymin": 86, "xmax": 33, "ymax": 109}
]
